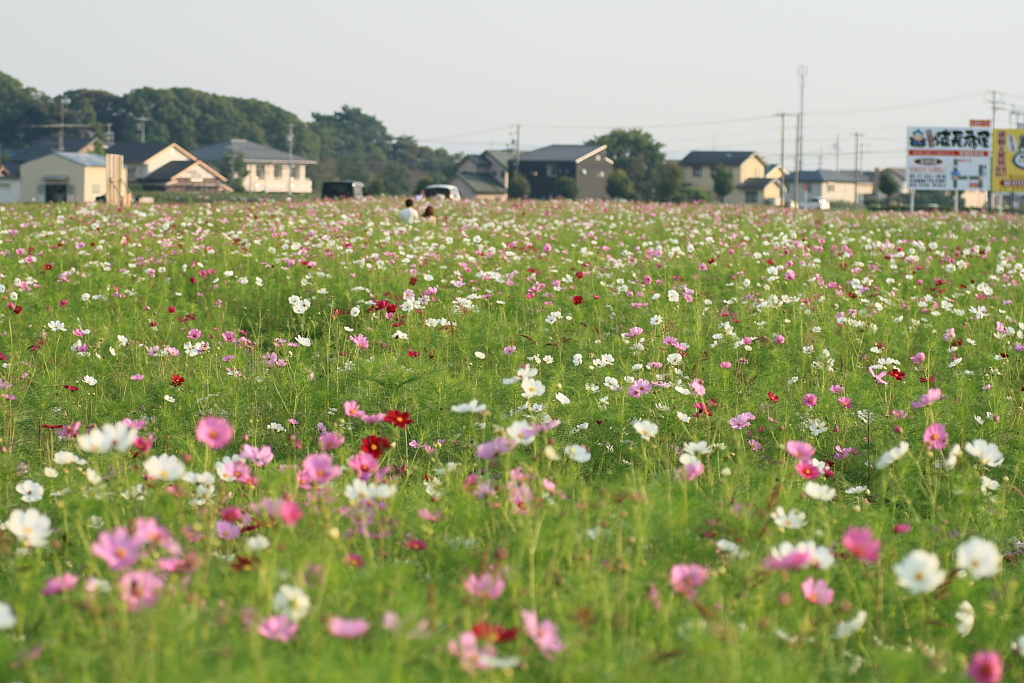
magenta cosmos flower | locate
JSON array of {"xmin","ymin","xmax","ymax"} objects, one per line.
[
  {"xmin": 842, "ymin": 526, "xmax": 881, "ymax": 563},
  {"xmin": 922, "ymin": 423, "xmax": 949, "ymax": 450},
  {"xmin": 786, "ymin": 440, "xmax": 816, "ymax": 460},
  {"xmin": 967, "ymin": 651, "xmax": 1004, "ymax": 683},
  {"xmin": 119, "ymin": 570, "xmax": 165, "ymax": 611},
  {"xmin": 92, "ymin": 527, "xmax": 142, "ymax": 571},
  {"xmin": 669, "ymin": 563, "xmax": 709, "ymax": 599},
  {"xmin": 196, "ymin": 416, "xmax": 234, "ymax": 449},
  {"xmin": 42, "ymin": 572, "xmax": 80, "ymax": 596}
]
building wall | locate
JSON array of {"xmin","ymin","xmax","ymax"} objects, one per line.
[
  {"xmin": 0, "ymin": 179, "xmax": 20, "ymax": 203},
  {"xmin": 142, "ymin": 146, "xmax": 194, "ymax": 178},
  {"xmin": 19, "ymin": 156, "xmax": 107, "ymax": 203},
  {"xmin": 576, "ymin": 154, "xmax": 612, "ymax": 199},
  {"xmin": 244, "ymin": 162, "xmax": 313, "ymax": 193}
]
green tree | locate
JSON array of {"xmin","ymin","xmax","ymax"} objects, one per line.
[
  {"xmin": 606, "ymin": 169, "xmax": 637, "ymax": 199},
  {"xmin": 679, "ymin": 186, "xmax": 712, "ymax": 203},
  {"xmin": 555, "ymin": 176, "xmax": 578, "ymax": 199},
  {"xmin": 218, "ymin": 152, "xmax": 249, "ymax": 192},
  {"xmin": 879, "ymin": 169, "xmax": 901, "ymax": 205},
  {"xmin": 712, "ymin": 164, "xmax": 734, "ymax": 201},
  {"xmin": 508, "ymin": 173, "xmax": 531, "ymax": 199},
  {"xmin": 587, "ymin": 128, "xmax": 665, "ymax": 200},
  {"xmin": 654, "ymin": 164, "xmax": 684, "ymax": 202}
]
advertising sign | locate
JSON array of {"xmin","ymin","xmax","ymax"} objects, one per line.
[
  {"xmin": 906, "ymin": 126, "xmax": 991, "ymax": 191},
  {"xmin": 991, "ymin": 129, "xmax": 1024, "ymax": 193}
]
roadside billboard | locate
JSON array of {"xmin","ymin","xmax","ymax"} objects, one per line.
[
  {"xmin": 906, "ymin": 126, "xmax": 991, "ymax": 191},
  {"xmin": 991, "ymin": 129, "xmax": 1024, "ymax": 193}
]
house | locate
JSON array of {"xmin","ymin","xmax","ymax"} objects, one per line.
[
  {"xmin": 17, "ymin": 152, "xmax": 114, "ymax": 203},
  {"xmin": 191, "ymin": 139, "xmax": 315, "ymax": 193},
  {"xmin": 449, "ymin": 150, "xmax": 512, "ymax": 200},
  {"xmin": 869, "ymin": 167, "xmax": 909, "ymax": 203},
  {"xmin": 513, "ymin": 144, "xmax": 613, "ymax": 199},
  {"xmin": 678, "ymin": 151, "xmax": 784, "ymax": 205},
  {"xmin": 784, "ymin": 170, "xmax": 873, "ymax": 205},
  {"xmin": 4, "ymin": 135, "xmax": 100, "ymax": 180},
  {"xmin": 106, "ymin": 142, "xmax": 230, "ymax": 192},
  {"xmin": 0, "ymin": 163, "xmax": 19, "ymax": 203}
]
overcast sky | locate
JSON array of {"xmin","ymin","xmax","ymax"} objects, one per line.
[{"xmin": 6, "ymin": 0, "xmax": 1024, "ymax": 170}]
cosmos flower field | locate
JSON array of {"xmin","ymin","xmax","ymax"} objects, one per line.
[{"xmin": 0, "ymin": 197, "xmax": 1022, "ymax": 682}]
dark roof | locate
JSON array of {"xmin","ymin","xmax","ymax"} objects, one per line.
[
  {"xmin": 484, "ymin": 150, "xmax": 513, "ymax": 167},
  {"xmin": 49, "ymin": 152, "xmax": 106, "ymax": 167},
  {"xmin": 454, "ymin": 172, "xmax": 507, "ymax": 194},
  {"xmin": 786, "ymin": 169, "xmax": 872, "ymax": 183},
  {"xmin": 10, "ymin": 136, "xmax": 97, "ymax": 163},
  {"xmin": 191, "ymin": 138, "xmax": 315, "ymax": 164},
  {"xmin": 680, "ymin": 151, "xmax": 756, "ymax": 167},
  {"xmin": 143, "ymin": 159, "xmax": 228, "ymax": 183},
  {"xmin": 737, "ymin": 178, "xmax": 777, "ymax": 190},
  {"xmin": 106, "ymin": 142, "xmax": 191, "ymax": 164},
  {"xmin": 519, "ymin": 144, "xmax": 606, "ymax": 163}
]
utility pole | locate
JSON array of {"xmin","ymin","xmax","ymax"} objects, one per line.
[
  {"xmin": 988, "ymin": 91, "xmax": 1005, "ymax": 211},
  {"xmin": 796, "ymin": 65, "xmax": 807, "ymax": 208},
  {"xmin": 833, "ymin": 136, "xmax": 840, "ymax": 171},
  {"xmin": 514, "ymin": 124, "xmax": 521, "ymax": 177},
  {"xmin": 105, "ymin": 122, "xmax": 114, "ymax": 149},
  {"xmin": 287, "ymin": 123, "xmax": 295, "ymax": 197},
  {"xmin": 32, "ymin": 97, "xmax": 92, "ymax": 152},
  {"xmin": 852, "ymin": 132, "xmax": 862, "ymax": 206},
  {"xmin": 136, "ymin": 115, "xmax": 151, "ymax": 143},
  {"xmin": 774, "ymin": 113, "xmax": 789, "ymax": 207}
]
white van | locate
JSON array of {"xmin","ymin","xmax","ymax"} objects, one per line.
[
  {"xmin": 425, "ymin": 184, "xmax": 461, "ymax": 200},
  {"xmin": 799, "ymin": 196, "xmax": 830, "ymax": 210}
]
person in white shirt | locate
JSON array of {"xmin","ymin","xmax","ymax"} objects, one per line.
[{"xmin": 398, "ymin": 198, "xmax": 419, "ymax": 224}]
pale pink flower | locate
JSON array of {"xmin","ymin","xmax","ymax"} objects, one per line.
[
  {"xmin": 464, "ymin": 570, "xmax": 506, "ymax": 600},
  {"xmin": 923, "ymin": 423, "xmax": 949, "ymax": 450},
  {"xmin": 800, "ymin": 577, "xmax": 834, "ymax": 605},
  {"xmin": 42, "ymin": 572, "xmax": 79, "ymax": 596},
  {"xmin": 258, "ymin": 615, "xmax": 299, "ymax": 642},
  {"xmin": 326, "ymin": 616, "xmax": 370, "ymax": 639},
  {"xmin": 786, "ymin": 440, "xmax": 815, "ymax": 460},
  {"xmin": 118, "ymin": 570, "xmax": 165, "ymax": 611},
  {"xmin": 911, "ymin": 388, "xmax": 944, "ymax": 409},
  {"xmin": 669, "ymin": 563, "xmax": 709, "ymax": 599},
  {"xmin": 521, "ymin": 609, "xmax": 565, "ymax": 659},
  {"xmin": 195, "ymin": 416, "xmax": 234, "ymax": 449},
  {"xmin": 240, "ymin": 444, "xmax": 275, "ymax": 466},
  {"xmin": 842, "ymin": 526, "xmax": 881, "ymax": 563}
]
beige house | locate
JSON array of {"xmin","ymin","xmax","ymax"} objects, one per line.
[
  {"xmin": 19, "ymin": 152, "xmax": 111, "ymax": 203},
  {"xmin": 678, "ymin": 151, "xmax": 784, "ymax": 205},
  {"xmin": 449, "ymin": 150, "xmax": 512, "ymax": 200},
  {"xmin": 785, "ymin": 170, "xmax": 873, "ymax": 205},
  {"xmin": 107, "ymin": 142, "xmax": 230, "ymax": 192},
  {"xmin": 107, "ymin": 142, "xmax": 197, "ymax": 181},
  {"xmin": 191, "ymin": 139, "xmax": 315, "ymax": 193}
]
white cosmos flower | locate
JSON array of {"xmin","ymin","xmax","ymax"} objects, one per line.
[
  {"xmin": 520, "ymin": 377, "xmax": 546, "ymax": 399},
  {"xmin": 964, "ymin": 439, "xmax": 1004, "ymax": 468},
  {"xmin": 565, "ymin": 444, "xmax": 591, "ymax": 463},
  {"xmin": 85, "ymin": 468, "xmax": 104, "ymax": 486},
  {"xmin": 43, "ymin": 467, "xmax": 59, "ymax": 479},
  {"xmin": 875, "ymin": 441, "xmax": 910, "ymax": 469},
  {"xmin": 77, "ymin": 426, "xmax": 113, "ymax": 454},
  {"xmin": 502, "ymin": 364, "xmax": 538, "ymax": 385},
  {"xmin": 681, "ymin": 441, "xmax": 714, "ymax": 457},
  {"xmin": 474, "ymin": 351, "xmax": 486, "ymax": 359},
  {"xmin": 715, "ymin": 538, "xmax": 747, "ymax": 558},
  {"xmin": 554, "ymin": 392, "xmax": 570, "ymax": 405},
  {"xmin": 0, "ymin": 601, "xmax": 16, "ymax": 629},
  {"xmin": 980, "ymin": 476, "xmax": 1001, "ymax": 495},
  {"xmin": 894, "ymin": 549, "xmax": 946, "ymax": 594},
  {"xmin": 770, "ymin": 506, "xmax": 807, "ymax": 530},
  {"xmin": 143, "ymin": 453, "xmax": 187, "ymax": 482},
  {"xmin": 955, "ymin": 536, "xmax": 1002, "ymax": 580},
  {"xmin": 82, "ymin": 375, "xmax": 98, "ymax": 386},
  {"xmin": 451, "ymin": 399, "xmax": 487, "ymax": 414},
  {"xmin": 633, "ymin": 420, "xmax": 658, "ymax": 441},
  {"xmin": 5, "ymin": 508, "xmax": 52, "ymax": 548},
  {"xmin": 834, "ymin": 610, "xmax": 867, "ymax": 639},
  {"xmin": 15, "ymin": 480, "xmax": 44, "ymax": 503},
  {"xmin": 54, "ymin": 450, "xmax": 86, "ymax": 465},
  {"xmin": 164, "ymin": 395, "xmax": 176, "ymax": 403},
  {"xmin": 295, "ymin": 335, "xmax": 311, "ymax": 347},
  {"xmin": 102, "ymin": 422, "xmax": 138, "ymax": 453},
  {"xmin": 506, "ymin": 420, "xmax": 536, "ymax": 446},
  {"xmin": 955, "ymin": 600, "xmax": 975, "ymax": 637},
  {"xmin": 943, "ymin": 443, "xmax": 961, "ymax": 470},
  {"xmin": 246, "ymin": 535, "xmax": 270, "ymax": 552},
  {"xmin": 273, "ymin": 584, "xmax": 311, "ymax": 621},
  {"xmin": 804, "ymin": 481, "xmax": 836, "ymax": 501}
]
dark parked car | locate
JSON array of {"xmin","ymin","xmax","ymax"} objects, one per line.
[{"xmin": 322, "ymin": 181, "xmax": 366, "ymax": 199}]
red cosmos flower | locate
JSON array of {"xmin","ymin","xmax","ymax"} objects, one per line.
[
  {"xmin": 361, "ymin": 434, "xmax": 391, "ymax": 459},
  {"xmin": 405, "ymin": 538, "xmax": 426, "ymax": 551},
  {"xmin": 171, "ymin": 374, "xmax": 185, "ymax": 387},
  {"xmin": 385, "ymin": 410, "xmax": 413, "ymax": 428},
  {"xmin": 920, "ymin": 375, "xmax": 937, "ymax": 384},
  {"xmin": 575, "ymin": 271, "xmax": 584, "ymax": 279},
  {"xmin": 168, "ymin": 306, "xmax": 176, "ymax": 313},
  {"xmin": 473, "ymin": 622, "xmax": 518, "ymax": 643},
  {"xmin": 572, "ymin": 295, "xmax": 583, "ymax": 305},
  {"xmin": 44, "ymin": 264, "xmax": 52, "ymax": 270},
  {"xmin": 63, "ymin": 385, "xmax": 79, "ymax": 392},
  {"xmin": 888, "ymin": 368, "xmax": 906, "ymax": 381},
  {"xmin": 407, "ymin": 350, "xmax": 419, "ymax": 357},
  {"xmin": 768, "ymin": 391, "xmax": 780, "ymax": 403}
]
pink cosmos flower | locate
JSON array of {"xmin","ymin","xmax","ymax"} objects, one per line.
[
  {"xmin": 748, "ymin": 439, "xmax": 763, "ymax": 451},
  {"xmin": 669, "ymin": 563, "xmax": 709, "ymax": 599},
  {"xmin": 347, "ymin": 451, "xmax": 381, "ymax": 481},
  {"xmin": 92, "ymin": 527, "xmax": 142, "ymax": 571},
  {"xmin": 893, "ymin": 523, "xmax": 913, "ymax": 534},
  {"xmin": 765, "ymin": 550, "xmax": 814, "ymax": 571},
  {"xmin": 241, "ymin": 444, "xmax": 275, "ymax": 466},
  {"xmin": 254, "ymin": 497, "xmax": 304, "ymax": 527},
  {"xmin": 118, "ymin": 570, "xmax": 165, "ymax": 611},
  {"xmin": 196, "ymin": 416, "xmax": 234, "ymax": 449},
  {"xmin": 795, "ymin": 459, "xmax": 822, "ymax": 480},
  {"xmin": 679, "ymin": 459, "xmax": 705, "ymax": 481},
  {"xmin": 800, "ymin": 577, "xmax": 834, "ymax": 605},
  {"xmin": 361, "ymin": 412, "xmax": 387, "ymax": 424},
  {"xmin": 911, "ymin": 352, "xmax": 926, "ymax": 365},
  {"xmin": 923, "ymin": 423, "xmax": 949, "ymax": 450},
  {"xmin": 628, "ymin": 379, "xmax": 653, "ymax": 397},
  {"xmin": 298, "ymin": 453, "xmax": 342, "ymax": 488},
  {"xmin": 803, "ymin": 393, "xmax": 818, "ymax": 407},
  {"xmin": 521, "ymin": 609, "xmax": 565, "ymax": 659},
  {"xmin": 911, "ymin": 388, "xmax": 944, "ymax": 409},
  {"xmin": 216, "ymin": 520, "xmax": 241, "ymax": 540},
  {"xmin": 319, "ymin": 432, "xmax": 344, "ymax": 450},
  {"xmin": 477, "ymin": 437, "xmax": 516, "ymax": 460},
  {"xmin": 418, "ymin": 509, "xmax": 441, "ymax": 522},
  {"xmin": 349, "ymin": 334, "xmax": 370, "ymax": 349},
  {"xmin": 967, "ymin": 651, "xmax": 1004, "ymax": 683},
  {"xmin": 42, "ymin": 572, "xmax": 80, "ymax": 596},
  {"xmin": 786, "ymin": 441, "xmax": 816, "ymax": 460},
  {"xmin": 729, "ymin": 412, "xmax": 755, "ymax": 429},
  {"xmin": 842, "ymin": 526, "xmax": 881, "ymax": 563},
  {"xmin": 464, "ymin": 570, "xmax": 507, "ymax": 600},
  {"xmin": 326, "ymin": 616, "xmax": 371, "ymax": 639},
  {"xmin": 838, "ymin": 396, "xmax": 853, "ymax": 409},
  {"xmin": 829, "ymin": 384, "xmax": 845, "ymax": 394},
  {"xmin": 133, "ymin": 517, "xmax": 180, "ymax": 554},
  {"xmin": 258, "ymin": 615, "xmax": 299, "ymax": 642},
  {"xmin": 503, "ymin": 345, "xmax": 516, "ymax": 355},
  {"xmin": 689, "ymin": 378, "xmax": 706, "ymax": 396},
  {"xmin": 774, "ymin": 335, "xmax": 786, "ymax": 344}
]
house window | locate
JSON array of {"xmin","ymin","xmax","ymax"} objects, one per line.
[
  {"xmin": 274, "ymin": 165, "xmax": 283, "ymax": 179},
  {"xmin": 745, "ymin": 191, "xmax": 757, "ymax": 203},
  {"xmin": 581, "ymin": 168, "xmax": 587, "ymax": 175},
  {"xmin": 693, "ymin": 167, "xmax": 703, "ymax": 178},
  {"xmin": 256, "ymin": 165, "xmax": 265, "ymax": 180},
  {"xmin": 827, "ymin": 183, "xmax": 835, "ymax": 192}
]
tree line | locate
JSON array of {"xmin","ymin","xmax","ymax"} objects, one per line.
[{"xmin": 0, "ymin": 71, "xmax": 458, "ymax": 195}]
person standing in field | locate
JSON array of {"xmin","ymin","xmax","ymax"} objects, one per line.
[
  {"xmin": 421, "ymin": 205, "xmax": 436, "ymax": 223},
  {"xmin": 398, "ymin": 198, "xmax": 419, "ymax": 224}
]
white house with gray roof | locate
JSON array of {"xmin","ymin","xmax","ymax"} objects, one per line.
[{"xmin": 191, "ymin": 139, "xmax": 315, "ymax": 193}]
